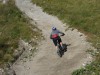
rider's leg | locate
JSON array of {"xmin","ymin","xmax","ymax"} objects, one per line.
[
  {"xmin": 58, "ymin": 38, "xmax": 64, "ymax": 49},
  {"xmin": 52, "ymin": 39, "xmax": 58, "ymax": 50},
  {"xmin": 58, "ymin": 38, "xmax": 63, "ymax": 47},
  {"xmin": 55, "ymin": 46, "xmax": 58, "ymax": 50},
  {"xmin": 60, "ymin": 42, "xmax": 63, "ymax": 47}
]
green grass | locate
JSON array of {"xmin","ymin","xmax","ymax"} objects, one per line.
[
  {"xmin": 32, "ymin": 0, "xmax": 100, "ymax": 75},
  {"xmin": 0, "ymin": 0, "xmax": 41, "ymax": 66},
  {"xmin": 72, "ymin": 61, "xmax": 100, "ymax": 75},
  {"xmin": 32, "ymin": 0, "xmax": 100, "ymax": 37}
]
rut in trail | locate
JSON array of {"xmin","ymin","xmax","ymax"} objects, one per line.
[{"xmin": 13, "ymin": 0, "xmax": 93, "ymax": 75}]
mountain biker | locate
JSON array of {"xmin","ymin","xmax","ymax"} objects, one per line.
[{"xmin": 50, "ymin": 27, "xmax": 65, "ymax": 50}]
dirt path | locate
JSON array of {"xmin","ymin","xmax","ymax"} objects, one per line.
[{"xmin": 13, "ymin": 0, "xmax": 93, "ymax": 75}]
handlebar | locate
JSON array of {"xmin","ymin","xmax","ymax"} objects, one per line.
[{"xmin": 59, "ymin": 33, "xmax": 65, "ymax": 36}]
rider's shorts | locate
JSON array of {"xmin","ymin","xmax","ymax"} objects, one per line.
[{"xmin": 52, "ymin": 37, "xmax": 62, "ymax": 46}]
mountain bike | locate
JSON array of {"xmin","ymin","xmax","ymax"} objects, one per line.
[
  {"xmin": 57, "ymin": 34, "xmax": 65, "ymax": 57},
  {"xmin": 57, "ymin": 40, "xmax": 63, "ymax": 57}
]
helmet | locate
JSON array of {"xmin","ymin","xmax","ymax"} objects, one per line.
[{"xmin": 52, "ymin": 27, "xmax": 56, "ymax": 30}]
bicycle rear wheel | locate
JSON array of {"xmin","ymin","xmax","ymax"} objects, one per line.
[{"xmin": 57, "ymin": 47, "xmax": 62, "ymax": 57}]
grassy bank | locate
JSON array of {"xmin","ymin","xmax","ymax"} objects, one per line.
[
  {"xmin": 32, "ymin": 0, "xmax": 100, "ymax": 75},
  {"xmin": 0, "ymin": 0, "xmax": 41, "ymax": 66},
  {"xmin": 32, "ymin": 0, "xmax": 100, "ymax": 36}
]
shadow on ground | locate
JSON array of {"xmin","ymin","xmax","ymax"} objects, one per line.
[{"xmin": 61, "ymin": 43, "xmax": 71, "ymax": 57}]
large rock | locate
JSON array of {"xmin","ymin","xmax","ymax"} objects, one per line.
[
  {"xmin": 0, "ymin": 68, "xmax": 4, "ymax": 75},
  {"xmin": 1, "ymin": 39, "xmax": 34, "ymax": 75},
  {"xmin": 0, "ymin": 64, "xmax": 16, "ymax": 75},
  {"xmin": 4, "ymin": 63, "xmax": 16, "ymax": 75},
  {"xmin": 13, "ymin": 39, "xmax": 33, "ymax": 61}
]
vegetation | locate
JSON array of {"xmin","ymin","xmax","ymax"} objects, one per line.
[
  {"xmin": 0, "ymin": 0, "xmax": 41, "ymax": 66},
  {"xmin": 32, "ymin": 0, "xmax": 100, "ymax": 75},
  {"xmin": 72, "ymin": 61, "xmax": 100, "ymax": 75}
]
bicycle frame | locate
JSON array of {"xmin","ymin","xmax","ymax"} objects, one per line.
[{"xmin": 57, "ymin": 40, "xmax": 62, "ymax": 57}]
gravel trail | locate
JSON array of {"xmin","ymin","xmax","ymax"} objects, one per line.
[{"xmin": 13, "ymin": 0, "xmax": 93, "ymax": 75}]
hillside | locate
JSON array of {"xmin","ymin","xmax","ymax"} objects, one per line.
[
  {"xmin": 0, "ymin": 0, "xmax": 100, "ymax": 75},
  {"xmin": 13, "ymin": 0, "xmax": 94, "ymax": 75},
  {"xmin": 0, "ymin": 0, "xmax": 41, "ymax": 67}
]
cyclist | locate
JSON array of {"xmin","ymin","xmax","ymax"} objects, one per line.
[{"xmin": 50, "ymin": 27, "xmax": 65, "ymax": 50}]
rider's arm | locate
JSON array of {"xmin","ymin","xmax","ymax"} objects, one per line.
[{"xmin": 57, "ymin": 30, "xmax": 65, "ymax": 36}]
